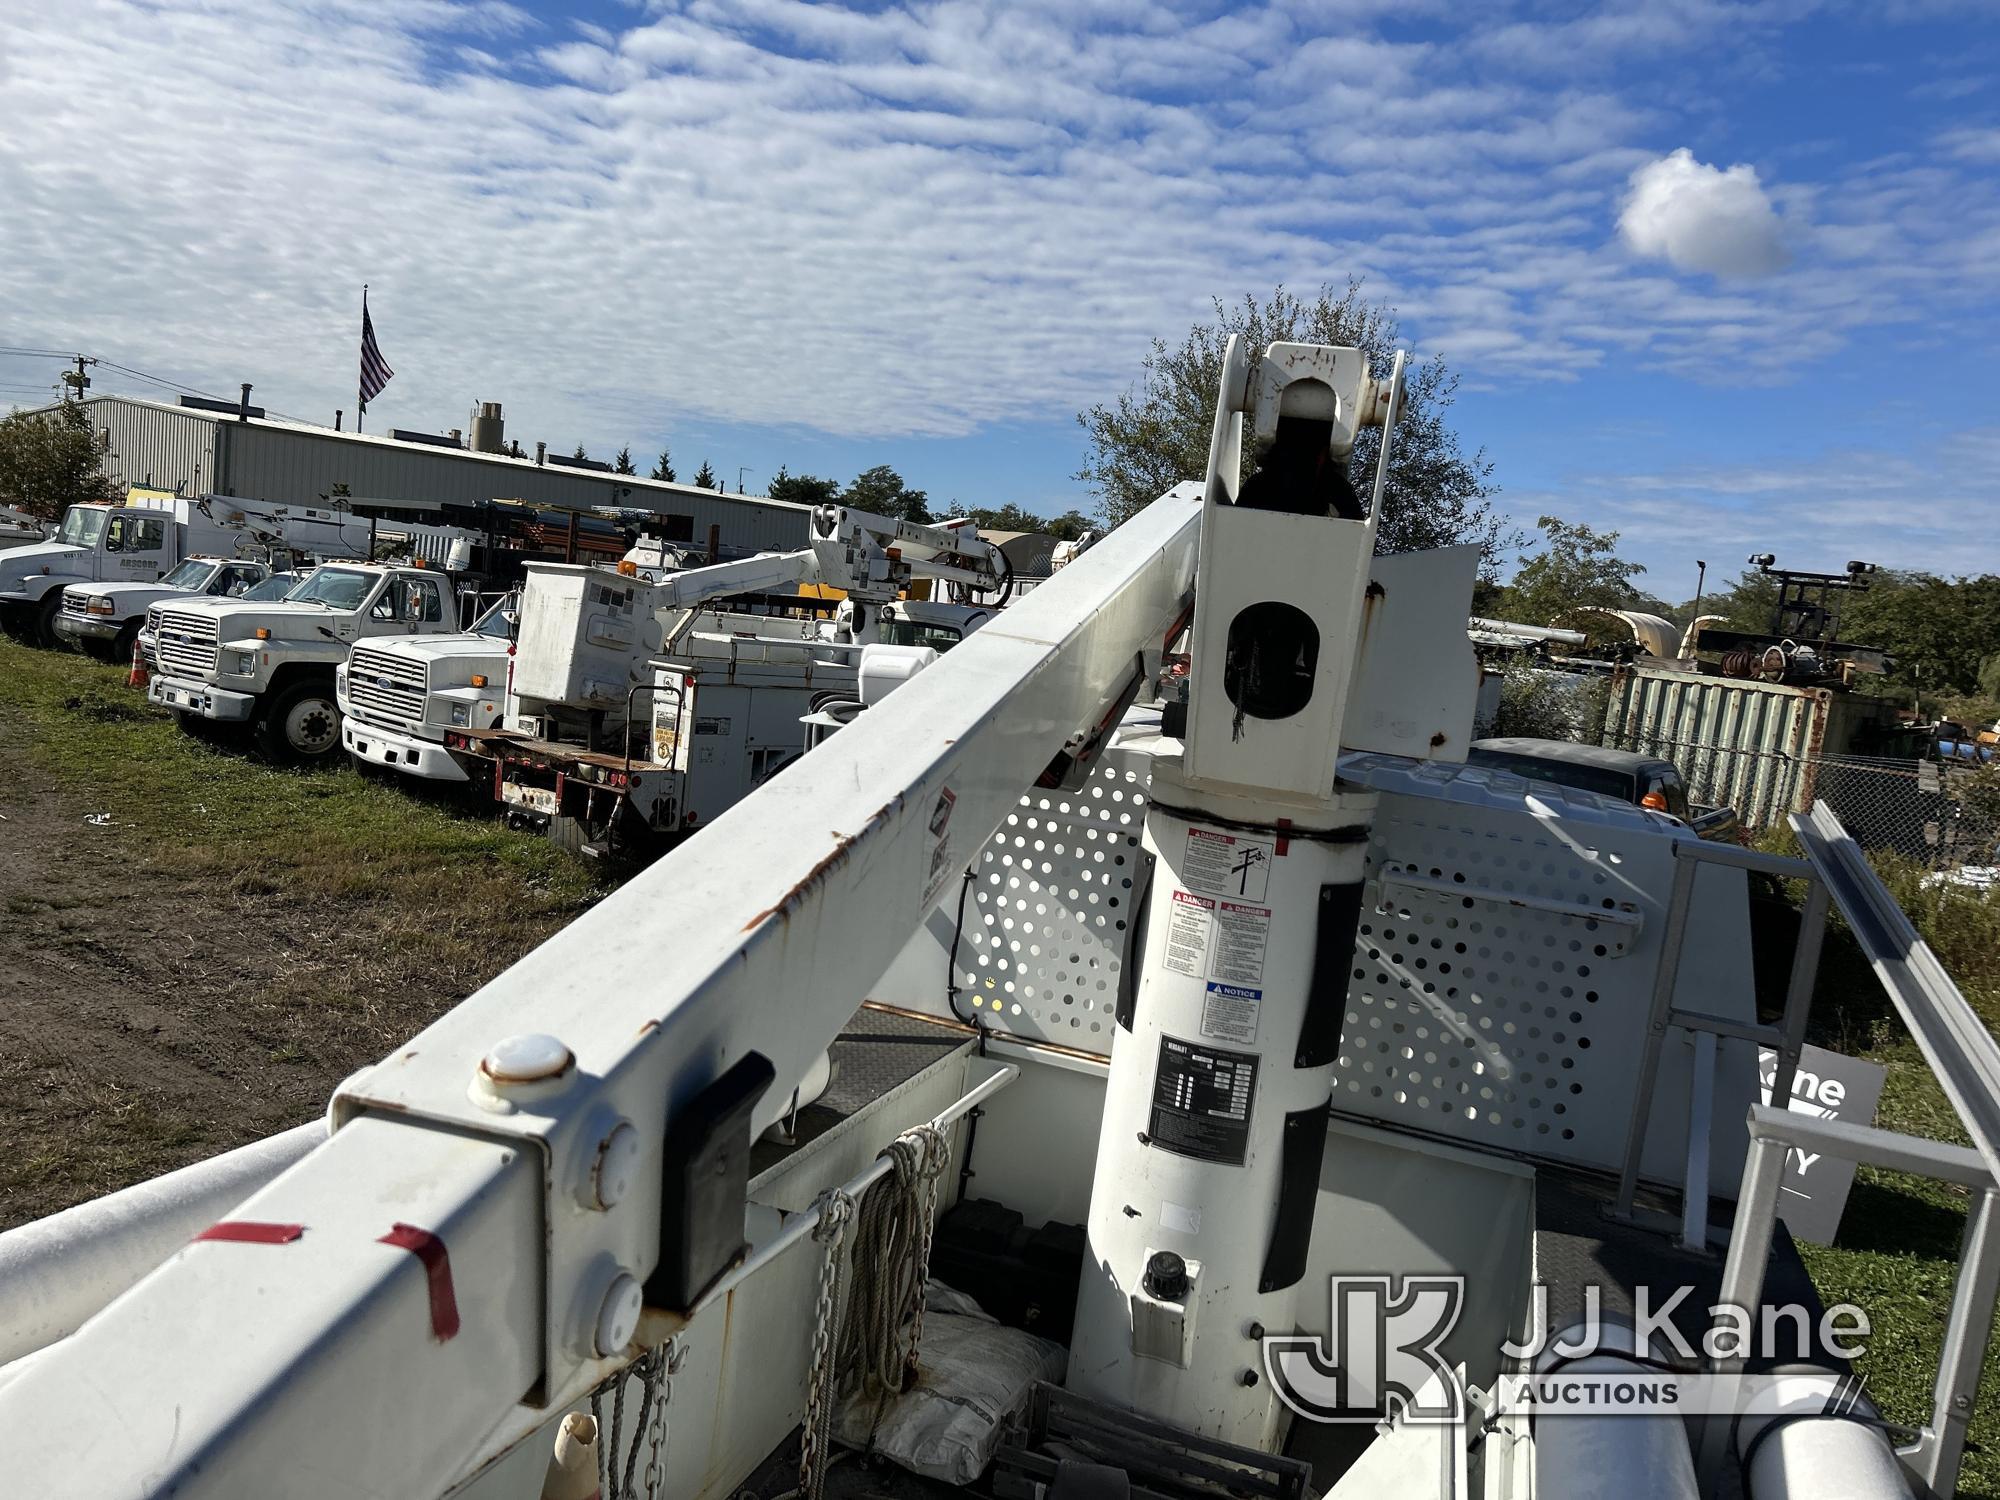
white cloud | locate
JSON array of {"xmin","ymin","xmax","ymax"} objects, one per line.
[
  {"xmin": 1618, "ymin": 148, "xmax": 1791, "ymax": 276},
  {"xmin": 0, "ymin": 0, "xmax": 1990, "ymax": 476}
]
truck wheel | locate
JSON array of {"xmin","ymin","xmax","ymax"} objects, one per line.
[
  {"xmin": 33, "ymin": 593, "xmax": 66, "ymax": 650},
  {"xmin": 258, "ymin": 681, "xmax": 342, "ymax": 762},
  {"xmin": 110, "ymin": 621, "xmax": 141, "ymax": 664}
]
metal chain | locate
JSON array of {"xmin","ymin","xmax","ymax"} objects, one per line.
[
  {"xmin": 583, "ymin": 1337, "xmax": 683, "ymax": 1500},
  {"xmin": 900, "ymin": 1124, "xmax": 951, "ymax": 1384},
  {"xmin": 641, "ymin": 1339, "xmax": 684, "ymax": 1500},
  {"xmin": 800, "ymin": 1187, "xmax": 856, "ymax": 1500}
]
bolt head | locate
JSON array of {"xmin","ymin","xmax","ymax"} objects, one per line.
[
  {"xmin": 595, "ymin": 1273, "xmax": 643, "ymax": 1357},
  {"xmin": 480, "ymin": 1033, "xmax": 574, "ymax": 1088},
  {"xmin": 592, "ymin": 1122, "xmax": 640, "ymax": 1210}
]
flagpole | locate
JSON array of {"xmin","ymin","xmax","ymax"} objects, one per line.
[{"xmin": 357, "ymin": 284, "xmax": 367, "ymax": 434}]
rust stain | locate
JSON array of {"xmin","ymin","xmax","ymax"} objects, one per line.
[
  {"xmin": 1429, "ymin": 731, "xmax": 1448, "ymax": 749},
  {"xmin": 740, "ymin": 794, "xmax": 907, "ymax": 932},
  {"xmin": 636, "ymin": 1018, "xmax": 660, "ymax": 1037},
  {"xmin": 1366, "ymin": 580, "xmax": 1386, "ymax": 600}
]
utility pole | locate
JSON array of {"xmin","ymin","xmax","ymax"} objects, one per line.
[
  {"xmin": 737, "ymin": 465, "xmax": 753, "ymax": 494},
  {"xmin": 63, "ymin": 354, "xmax": 93, "ymax": 404}
]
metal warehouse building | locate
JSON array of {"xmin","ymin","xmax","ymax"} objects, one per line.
[{"xmin": 57, "ymin": 394, "xmax": 811, "ymax": 556}]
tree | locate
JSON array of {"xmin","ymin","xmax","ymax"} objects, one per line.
[
  {"xmin": 0, "ymin": 402, "xmax": 118, "ymax": 521},
  {"xmin": 572, "ymin": 443, "xmax": 589, "ymax": 462},
  {"xmin": 957, "ymin": 502, "xmax": 1095, "ymax": 541},
  {"xmin": 614, "ymin": 445, "xmax": 636, "ymax": 475},
  {"xmin": 1502, "ymin": 516, "xmax": 1647, "ymax": 631},
  {"xmin": 767, "ymin": 465, "xmax": 841, "ymax": 506},
  {"xmin": 1844, "ymin": 572, "xmax": 2000, "ymax": 698},
  {"xmin": 692, "ymin": 459, "xmax": 717, "ymax": 490},
  {"xmin": 842, "ymin": 465, "xmax": 930, "ymax": 523},
  {"xmin": 651, "ymin": 449, "xmax": 677, "ymax": 483},
  {"xmin": 1075, "ymin": 281, "xmax": 1512, "ymax": 571}
]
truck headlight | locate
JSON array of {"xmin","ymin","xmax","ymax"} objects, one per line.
[
  {"xmin": 87, "ymin": 596, "xmax": 116, "ymax": 616},
  {"xmin": 231, "ymin": 650, "xmax": 259, "ymax": 675},
  {"xmin": 449, "ymin": 702, "xmax": 471, "ymax": 727}
]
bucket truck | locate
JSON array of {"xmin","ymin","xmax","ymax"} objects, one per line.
[
  {"xmin": 450, "ymin": 505, "xmax": 1007, "ymax": 857},
  {"xmin": 6, "ymin": 339, "xmax": 1985, "ymax": 1500},
  {"xmin": 0, "ymin": 487, "xmax": 452, "ymax": 649},
  {"xmin": 149, "ymin": 558, "xmax": 486, "ymax": 760}
]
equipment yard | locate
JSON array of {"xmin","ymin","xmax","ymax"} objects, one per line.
[{"xmin": 0, "ymin": 637, "xmax": 604, "ymax": 1229}]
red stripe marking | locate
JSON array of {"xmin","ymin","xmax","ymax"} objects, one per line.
[
  {"xmin": 379, "ymin": 1223, "xmax": 460, "ymax": 1342},
  {"xmin": 1275, "ymin": 818, "xmax": 1293, "ymax": 857},
  {"xmin": 197, "ymin": 1220, "xmax": 304, "ymax": 1245}
]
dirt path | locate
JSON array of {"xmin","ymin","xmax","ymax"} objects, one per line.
[{"xmin": 0, "ymin": 700, "xmax": 593, "ymax": 1229}]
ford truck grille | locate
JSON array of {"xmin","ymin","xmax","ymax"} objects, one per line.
[
  {"xmin": 62, "ymin": 588, "xmax": 93, "ymax": 618},
  {"xmin": 156, "ymin": 610, "xmax": 220, "ymax": 680},
  {"xmin": 347, "ymin": 644, "xmax": 428, "ymax": 726}
]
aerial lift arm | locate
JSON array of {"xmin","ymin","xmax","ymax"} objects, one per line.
[{"xmin": 0, "ymin": 483, "xmax": 1201, "ymax": 1498}]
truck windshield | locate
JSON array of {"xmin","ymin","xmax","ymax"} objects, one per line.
[
  {"xmin": 56, "ymin": 508, "xmax": 109, "ymax": 548},
  {"xmin": 160, "ymin": 560, "xmax": 216, "ymax": 590},
  {"xmin": 287, "ymin": 568, "xmax": 375, "ymax": 609},
  {"xmin": 242, "ymin": 574, "xmax": 301, "ymax": 601},
  {"xmin": 471, "ymin": 597, "xmax": 516, "ymax": 639}
]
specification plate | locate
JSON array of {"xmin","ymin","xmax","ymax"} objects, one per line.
[{"xmin": 1149, "ymin": 1034, "xmax": 1258, "ymax": 1166}]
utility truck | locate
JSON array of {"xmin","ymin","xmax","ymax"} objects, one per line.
[
  {"xmin": 451, "ymin": 505, "xmax": 1006, "ymax": 857},
  {"xmin": 0, "ymin": 487, "xmax": 467, "ymax": 648},
  {"xmin": 137, "ymin": 572, "xmax": 304, "ymax": 670},
  {"xmin": 337, "ymin": 594, "xmax": 517, "ymax": 783},
  {"xmin": 54, "ymin": 556, "xmax": 271, "ymax": 660},
  {"xmin": 149, "ymin": 560, "xmax": 483, "ymax": 760}
]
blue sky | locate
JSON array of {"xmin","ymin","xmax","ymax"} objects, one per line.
[{"xmin": 1, "ymin": 0, "xmax": 1995, "ymax": 594}]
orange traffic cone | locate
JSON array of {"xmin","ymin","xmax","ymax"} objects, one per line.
[{"xmin": 127, "ymin": 635, "xmax": 149, "ymax": 689}]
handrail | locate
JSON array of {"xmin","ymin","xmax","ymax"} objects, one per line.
[
  {"xmin": 1610, "ymin": 836, "xmax": 1827, "ymax": 1247},
  {"xmin": 1698, "ymin": 1105, "xmax": 2000, "ymax": 1499}
]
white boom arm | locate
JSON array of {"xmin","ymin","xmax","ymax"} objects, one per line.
[
  {"xmin": 646, "ymin": 546, "xmax": 819, "ymax": 606},
  {"xmin": 0, "ymin": 484, "xmax": 1201, "ymax": 1497}
]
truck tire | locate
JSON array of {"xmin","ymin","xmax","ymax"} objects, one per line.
[
  {"xmin": 110, "ymin": 620, "xmax": 141, "ymax": 665},
  {"xmin": 33, "ymin": 592, "xmax": 66, "ymax": 650},
  {"xmin": 257, "ymin": 680, "xmax": 343, "ymax": 762}
]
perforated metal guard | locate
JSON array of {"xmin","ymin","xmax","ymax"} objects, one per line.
[
  {"xmin": 930, "ymin": 742, "xmax": 1755, "ymax": 1185},
  {"xmin": 953, "ymin": 746, "xmax": 1148, "ymax": 1047}
]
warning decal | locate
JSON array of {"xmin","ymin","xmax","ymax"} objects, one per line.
[
  {"xmin": 1163, "ymin": 889, "xmax": 1214, "ymax": 977},
  {"xmin": 1149, "ymin": 1034, "xmax": 1258, "ymax": 1166},
  {"xmin": 1209, "ymin": 900, "xmax": 1270, "ymax": 986},
  {"xmin": 919, "ymin": 784, "xmax": 957, "ymax": 911},
  {"xmin": 1200, "ymin": 981, "xmax": 1262, "ymax": 1044},
  {"xmin": 1183, "ymin": 828, "xmax": 1272, "ymax": 901}
]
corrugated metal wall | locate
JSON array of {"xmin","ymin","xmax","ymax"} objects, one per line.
[
  {"xmin": 219, "ymin": 425, "xmax": 808, "ymax": 555},
  {"xmin": 73, "ymin": 398, "xmax": 810, "ymax": 557},
  {"xmin": 1602, "ymin": 667, "xmax": 1830, "ymax": 829},
  {"xmin": 89, "ymin": 400, "xmax": 218, "ymax": 497}
]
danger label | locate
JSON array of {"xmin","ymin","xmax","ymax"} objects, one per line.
[
  {"xmin": 1201, "ymin": 981, "xmax": 1262, "ymax": 1044},
  {"xmin": 1183, "ymin": 828, "xmax": 1272, "ymax": 900},
  {"xmin": 1210, "ymin": 900, "xmax": 1270, "ymax": 986},
  {"xmin": 1163, "ymin": 889, "xmax": 1213, "ymax": 977}
]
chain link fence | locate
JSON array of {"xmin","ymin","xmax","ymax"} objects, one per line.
[{"xmin": 1602, "ymin": 729, "xmax": 2000, "ymax": 872}]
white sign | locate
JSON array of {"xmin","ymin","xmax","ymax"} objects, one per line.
[{"xmin": 1756, "ymin": 1043, "xmax": 1886, "ymax": 1245}]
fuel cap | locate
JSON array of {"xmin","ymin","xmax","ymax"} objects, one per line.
[{"xmin": 1144, "ymin": 1250, "xmax": 1189, "ymax": 1301}]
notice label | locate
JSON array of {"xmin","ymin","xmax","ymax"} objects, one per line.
[
  {"xmin": 1200, "ymin": 981, "xmax": 1262, "ymax": 1044},
  {"xmin": 1183, "ymin": 827, "xmax": 1272, "ymax": 900},
  {"xmin": 1163, "ymin": 889, "xmax": 1214, "ymax": 977},
  {"xmin": 1210, "ymin": 900, "xmax": 1270, "ymax": 985},
  {"xmin": 1149, "ymin": 1035, "xmax": 1258, "ymax": 1166}
]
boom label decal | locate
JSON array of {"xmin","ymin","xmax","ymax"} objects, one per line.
[
  {"xmin": 1163, "ymin": 889, "xmax": 1214, "ymax": 977},
  {"xmin": 1183, "ymin": 827, "xmax": 1272, "ymax": 900},
  {"xmin": 1149, "ymin": 1034, "xmax": 1258, "ymax": 1166}
]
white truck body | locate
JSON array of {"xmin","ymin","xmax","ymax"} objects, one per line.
[
  {"xmin": 454, "ymin": 516, "xmax": 1000, "ymax": 857},
  {"xmin": 149, "ymin": 561, "xmax": 475, "ymax": 759},
  {"xmin": 337, "ymin": 601, "xmax": 514, "ymax": 783},
  {"xmin": 0, "ymin": 488, "xmax": 469, "ymax": 646},
  {"xmin": 53, "ymin": 557, "xmax": 272, "ymax": 657}
]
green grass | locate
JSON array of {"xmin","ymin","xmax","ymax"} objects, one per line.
[
  {"xmin": 1752, "ymin": 826, "xmax": 2000, "ymax": 1495},
  {"xmin": 0, "ymin": 638, "xmax": 599, "ymax": 918}
]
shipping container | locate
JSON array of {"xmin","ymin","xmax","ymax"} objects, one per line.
[{"xmin": 1601, "ymin": 664, "xmax": 1898, "ymax": 829}]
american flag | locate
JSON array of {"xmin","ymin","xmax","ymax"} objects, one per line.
[{"xmin": 358, "ymin": 289, "xmax": 394, "ymax": 410}]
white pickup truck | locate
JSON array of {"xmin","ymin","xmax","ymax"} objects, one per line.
[
  {"xmin": 148, "ymin": 561, "xmax": 479, "ymax": 760},
  {"xmin": 54, "ymin": 557, "xmax": 271, "ymax": 661},
  {"xmin": 337, "ymin": 596, "xmax": 514, "ymax": 783}
]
